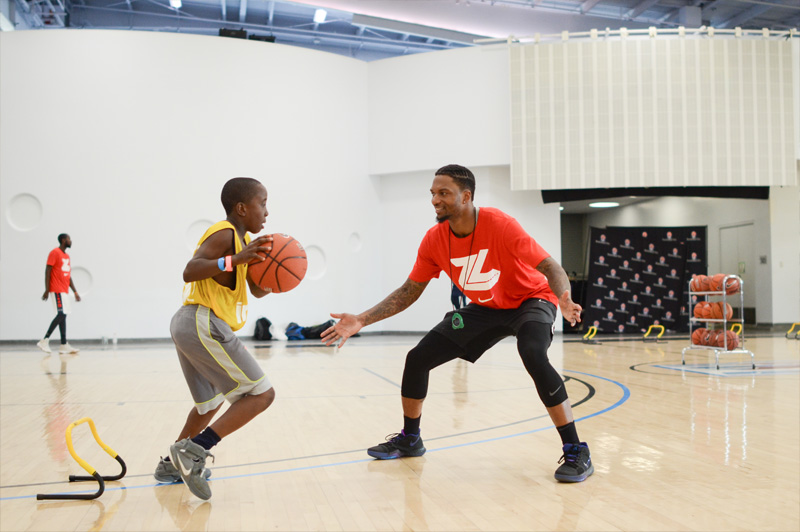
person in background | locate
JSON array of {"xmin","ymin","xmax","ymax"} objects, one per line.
[{"xmin": 38, "ymin": 234, "xmax": 81, "ymax": 354}]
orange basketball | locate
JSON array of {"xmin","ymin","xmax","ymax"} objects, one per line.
[
  {"xmin": 723, "ymin": 276, "xmax": 740, "ymax": 295},
  {"xmin": 689, "ymin": 275, "xmax": 701, "ymax": 292},
  {"xmin": 720, "ymin": 302, "xmax": 733, "ymax": 320},
  {"xmin": 692, "ymin": 328, "xmax": 706, "ymax": 345},
  {"xmin": 247, "ymin": 233, "xmax": 307, "ymax": 293},
  {"xmin": 710, "ymin": 302, "xmax": 722, "ymax": 320},
  {"xmin": 711, "ymin": 273, "xmax": 726, "ymax": 292},
  {"xmin": 693, "ymin": 301, "xmax": 712, "ymax": 318},
  {"xmin": 704, "ymin": 329, "xmax": 719, "ymax": 346},
  {"xmin": 699, "ymin": 276, "xmax": 712, "ymax": 292},
  {"xmin": 724, "ymin": 330, "xmax": 740, "ymax": 350},
  {"xmin": 715, "ymin": 331, "xmax": 727, "ymax": 347}
]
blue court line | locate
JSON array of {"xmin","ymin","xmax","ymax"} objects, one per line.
[{"xmin": 3, "ymin": 370, "xmax": 629, "ymax": 502}]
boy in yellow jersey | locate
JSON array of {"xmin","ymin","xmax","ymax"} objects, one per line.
[{"xmin": 154, "ymin": 177, "xmax": 274, "ymax": 500}]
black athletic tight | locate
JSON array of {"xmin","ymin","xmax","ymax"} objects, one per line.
[
  {"xmin": 45, "ymin": 311, "xmax": 67, "ymax": 344},
  {"xmin": 400, "ymin": 321, "xmax": 568, "ymax": 407}
]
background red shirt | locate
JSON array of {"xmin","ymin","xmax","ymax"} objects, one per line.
[
  {"xmin": 46, "ymin": 248, "xmax": 71, "ymax": 293},
  {"xmin": 409, "ymin": 207, "xmax": 557, "ymax": 309}
]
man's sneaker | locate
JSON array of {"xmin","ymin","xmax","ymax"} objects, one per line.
[
  {"xmin": 367, "ymin": 431, "xmax": 426, "ymax": 459},
  {"xmin": 169, "ymin": 439, "xmax": 214, "ymax": 500},
  {"xmin": 154, "ymin": 456, "xmax": 211, "ymax": 483},
  {"xmin": 37, "ymin": 339, "xmax": 51, "ymax": 353},
  {"xmin": 58, "ymin": 343, "xmax": 79, "ymax": 354},
  {"xmin": 554, "ymin": 442, "xmax": 594, "ymax": 482}
]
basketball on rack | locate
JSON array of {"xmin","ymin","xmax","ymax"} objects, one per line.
[
  {"xmin": 690, "ymin": 274, "xmax": 706, "ymax": 292},
  {"xmin": 694, "ymin": 301, "xmax": 712, "ymax": 319},
  {"xmin": 724, "ymin": 330, "xmax": 740, "ymax": 350},
  {"xmin": 692, "ymin": 328, "xmax": 707, "ymax": 346},
  {"xmin": 711, "ymin": 273, "xmax": 726, "ymax": 292},
  {"xmin": 248, "ymin": 233, "xmax": 308, "ymax": 294},
  {"xmin": 710, "ymin": 302, "xmax": 733, "ymax": 320},
  {"xmin": 723, "ymin": 276, "xmax": 740, "ymax": 295}
]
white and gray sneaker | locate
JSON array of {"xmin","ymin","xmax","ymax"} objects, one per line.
[
  {"xmin": 154, "ymin": 455, "xmax": 212, "ymax": 483},
  {"xmin": 37, "ymin": 339, "xmax": 51, "ymax": 353},
  {"xmin": 169, "ymin": 438, "xmax": 214, "ymax": 500}
]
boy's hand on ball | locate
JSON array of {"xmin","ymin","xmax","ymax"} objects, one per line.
[{"xmin": 244, "ymin": 235, "xmax": 273, "ymax": 263}]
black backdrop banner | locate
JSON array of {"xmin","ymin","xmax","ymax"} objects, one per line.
[{"xmin": 583, "ymin": 226, "xmax": 707, "ymax": 334}]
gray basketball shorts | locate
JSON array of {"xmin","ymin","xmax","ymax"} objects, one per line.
[{"xmin": 170, "ymin": 305, "xmax": 272, "ymax": 415}]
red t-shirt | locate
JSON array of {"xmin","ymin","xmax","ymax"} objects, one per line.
[
  {"xmin": 409, "ymin": 207, "xmax": 557, "ymax": 309},
  {"xmin": 46, "ymin": 248, "xmax": 71, "ymax": 293}
]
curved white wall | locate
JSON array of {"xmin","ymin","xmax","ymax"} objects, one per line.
[{"xmin": 0, "ymin": 30, "xmax": 381, "ymax": 340}]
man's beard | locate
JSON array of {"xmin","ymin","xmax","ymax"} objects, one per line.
[{"xmin": 435, "ymin": 213, "xmax": 449, "ymax": 223}]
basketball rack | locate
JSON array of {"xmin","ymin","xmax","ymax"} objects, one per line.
[{"xmin": 681, "ymin": 274, "xmax": 755, "ymax": 370}]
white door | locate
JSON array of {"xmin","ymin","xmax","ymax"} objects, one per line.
[{"xmin": 719, "ymin": 223, "xmax": 755, "ymax": 311}]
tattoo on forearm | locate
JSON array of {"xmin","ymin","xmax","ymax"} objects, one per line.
[
  {"xmin": 363, "ymin": 281, "xmax": 424, "ymax": 326},
  {"xmin": 538, "ymin": 258, "xmax": 569, "ymax": 299}
]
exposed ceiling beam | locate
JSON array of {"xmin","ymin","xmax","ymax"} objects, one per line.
[
  {"xmin": 626, "ymin": 0, "xmax": 662, "ymax": 20},
  {"xmin": 351, "ymin": 13, "xmax": 487, "ymax": 44},
  {"xmin": 580, "ymin": 0, "xmax": 603, "ymax": 15},
  {"xmin": 238, "ymin": 0, "xmax": 246, "ymax": 23},
  {"xmin": 267, "ymin": 0, "xmax": 274, "ymax": 25},
  {"xmin": 718, "ymin": 3, "xmax": 773, "ymax": 28},
  {"xmin": 219, "ymin": 0, "xmax": 226, "ymax": 21}
]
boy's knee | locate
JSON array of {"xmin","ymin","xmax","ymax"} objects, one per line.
[{"xmin": 257, "ymin": 387, "xmax": 275, "ymax": 411}]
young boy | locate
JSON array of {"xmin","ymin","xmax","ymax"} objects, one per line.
[{"xmin": 154, "ymin": 177, "xmax": 275, "ymax": 500}]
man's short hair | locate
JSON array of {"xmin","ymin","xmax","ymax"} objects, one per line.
[
  {"xmin": 57, "ymin": 233, "xmax": 69, "ymax": 244},
  {"xmin": 221, "ymin": 177, "xmax": 263, "ymax": 214},
  {"xmin": 435, "ymin": 164, "xmax": 475, "ymax": 200}
]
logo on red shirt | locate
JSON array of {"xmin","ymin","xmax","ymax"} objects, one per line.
[{"xmin": 450, "ymin": 249, "xmax": 500, "ymax": 291}]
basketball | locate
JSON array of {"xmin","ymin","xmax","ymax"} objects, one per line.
[
  {"xmin": 724, "ymin": 330, "xmax": 740, "ymax": 350},
  {"xmin": 711, "ymin": 273, "xmax": 726, "ymax": 292},
  {"xmin": 694, "ymin": 301, "xmax": 713, "ymax": 319},
  {"xmin": 247, "ymin": 233, "xmax": 307, "ymax": 293},
  {"xmin": 723, "ymin": 276, "xmax": 740, "ymax": 295},
  {"xmin": 692, "ymin": 328, "xmax": 706, "ymax": 345},
  {"xmin": 699, "ymin": 275, "xmax": 712, "ymax": 292},
  {"xmin": 704, "ymin": 329, "xmax": 719, "ymax": 346},
  {"xmin": 714, "ymin": 302, "xmax": 733, "ymax": 320}
]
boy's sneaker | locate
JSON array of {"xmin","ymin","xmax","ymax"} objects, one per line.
[
  {"xmin": 37, "ymin": 339, "xmax": 51, "ymax": 353},
  {"xmin": 554, "ymin": 442, "xmax": 594, "ymax": 482},
  {"xmin": 169, "ymin": 439, "xmax": 214, "ymax": 500},
  {"xmin": 367, "ymin": 431, "xmax": 426, "ymax": 459},
  {"xmin": 154, "ymin": 456, "xmax": 212, "ymax": 483},
  {"xmin": 59, "ymin": 343, "xmax": 79, "ymax": 354}
]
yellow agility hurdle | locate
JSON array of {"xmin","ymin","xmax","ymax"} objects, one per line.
[
  {"xmin": 786, "ymin": 322, "xmax": 800, "ymax": 340},
  {"xmin": 643, "ymin": 324, "xmax": 665, "ymax": 342},
  {"xmin": 582, "ymin": 325, "xmax": 600, "ymax": 344},
  {"xmin": 37, "ymin": 417, "xmax": 126, "ymax": 501},
  {"xmin": 730, "ymin": 323, "xmax": 743, "ymax": 335}
]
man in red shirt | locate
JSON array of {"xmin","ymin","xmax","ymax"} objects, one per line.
[
  {"xmin": 322, "ymin": 164, "xmax": 592, "ymax": 482},
  {"xmin": 38, "ymin": 234, "xmax": 81, "ymax": 354}
]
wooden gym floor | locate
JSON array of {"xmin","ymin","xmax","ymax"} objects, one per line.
[{"xmin": 0, "ymin": 332, "xmax": 798, "ymax": 532}]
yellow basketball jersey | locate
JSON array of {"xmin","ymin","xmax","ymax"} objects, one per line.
[{"xmin": 182, "ymin": 220, "xmax": 252, "ymax": 331}]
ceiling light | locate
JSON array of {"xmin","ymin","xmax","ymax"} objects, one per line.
[
  {"xmin": 313, "ymin": 9, "xmax": 327, "ymax": 24},
  {"xmin": 559, "ymin": 206, "xmax": 564, "ymax": 211},
  {"xmin": 169, "ymin": 0, "xmax": 181, "ymax": 8},
  {"xmin": 589, "ymin": 202, "xmax": 620, "ymax": 208}
]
